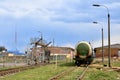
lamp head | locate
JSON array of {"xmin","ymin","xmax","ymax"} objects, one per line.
[
  {"xmin": 93, "ymin": 22, "xmax": 98, "ymax": 24},
  {"xmin": 93, "ymin": 4, "xmax": 100, "ymax": 7}
]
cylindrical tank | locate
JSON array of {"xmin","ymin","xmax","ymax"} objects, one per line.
[{"xmin": 75, "ymin": 41, "xmax": 92, "ymax": 58}]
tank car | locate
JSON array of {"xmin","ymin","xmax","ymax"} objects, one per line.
[{"xmin": 74, "ymin": 41, "xmax": 94, "ymax": 66}]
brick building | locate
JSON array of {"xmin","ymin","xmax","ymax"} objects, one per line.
[
  {"xmin": 29, "ymin": 46, "xmax": 75, "ymax": 64},
  {"xmin": 48, "ymin": 46, "xmax": 75, "ymax": 59},
  {"xmin": 94, "ymin": 44, "xmax": 120, "ymax": 58}
]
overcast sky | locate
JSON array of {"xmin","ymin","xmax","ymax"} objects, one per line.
[{"xmin": 0, "ymin": 0, "xmax": 120, "ymax": 52}]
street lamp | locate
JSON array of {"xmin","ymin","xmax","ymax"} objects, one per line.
[
  {"xmin": 93, "ymin": 22, "xmax": 104, "ymax": 65},
  {"xmin": 93, "ymin": 4, "xmax": 111, "ymax": 67}
]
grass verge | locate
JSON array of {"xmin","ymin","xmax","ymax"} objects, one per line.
[{"xmin": 0, "ymin": 62, "xmax": 75, "ymax": 80}]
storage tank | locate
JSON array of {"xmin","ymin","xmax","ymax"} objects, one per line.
[{"xmin": 75, "ymin": 41, "xmax": 92, "ymax": 58}]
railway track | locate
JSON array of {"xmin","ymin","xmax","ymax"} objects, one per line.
[
  {"xmin": 49, "ymin": 66, "xmax": 77, "ymax": 80},
  {"xmin": 76, "ymin": 66, "xmax": 89, "ymax": 80},
  {"xmin": 0, "ymin": 63, "xmax": 50, "ymax": 77},
  {"xmin": 101, "ymin": 66, "xmax": 120, "ymax": 73},
  {"xmin": 49, "ymin": 65, "xmax": 89, "ymax": 80},
  {"xmin": 112, "ymin": 67, "xmax": 120, "ymax": 72}
]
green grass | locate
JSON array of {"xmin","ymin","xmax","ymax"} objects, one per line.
[
  {"xmin": 0, "ymin": 66, "xmax": 17, "ymax": 70},
  {"xmin": 102, "ymin": 60, "xmax": 120, "ymax": 67},
  {"xmin": 111, "ymin": 60, "xmax": 120, "ymax": 67},
  {"xmin": 0, "ymin": 62, "xmax": 75, "ymax": 80},
  {"xmin": 0, "ymin": 60, "xmax": 120, "ymax": 80},
  {"xmin": 93, "ymin": 58, "xmax": 120, "ymax": 67},
  {"xmin": 59, "ymin": 67, "xmax": 85, "ymax": 80},
  {"xmin": 83, "ymin": 68, "xmax": 120, "ymax": 80}
]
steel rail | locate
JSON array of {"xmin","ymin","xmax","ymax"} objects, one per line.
[
  {"xmin": 111, "ymin": 67, "xmax": 120, "ymax": 72},
  {"xmin": 77, "ymin": 66, "xmax": 89, "ymax": 80},
  {"xmin": 0, "ymin": 63, "xmax": 50, "ymax": 77},
  {"xmin": 49, "ymin": 66, "xmax": 77, "ymax": 80}
]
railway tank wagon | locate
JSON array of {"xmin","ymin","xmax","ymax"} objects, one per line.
[{"xmin": 74, "ymin": 41, "xmax": 94, "ymax": 66}]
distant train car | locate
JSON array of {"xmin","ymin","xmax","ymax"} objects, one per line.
[{"xmin": 74, "ymin": 41, "xmax": 94, "ymax": 66}]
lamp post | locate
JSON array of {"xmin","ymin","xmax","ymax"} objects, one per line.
[
  {"xmin": 93, "ymin": 4, "xmax": 111, "ymax": 67},
  {"xmin": 53, "ymin": 38, "xmax": 55, "ymax": 61},
  {"xmin": 93, "ymin": 22, "xmax": 104, "ymax": 65}
]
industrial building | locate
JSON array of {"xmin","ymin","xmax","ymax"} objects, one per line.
[
  {"xmin": 94, "ymin": 44, "xmax": 120, "ymax": 58},
  {"xmin": 26, "ymin": 46, "xmax": 75, "ymax": 65},
  {"xmin": 48, "ymin": 46, "xmax": 74, "ymax": 60},
  {"xmin": 30, "ymin": 46, "xmax": 75, "ymax": 62}
]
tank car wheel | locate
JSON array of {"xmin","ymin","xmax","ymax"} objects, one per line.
[{"xmin": 75, "ymin": 61, "xmax": 80, "ymax": 66}]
